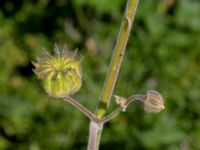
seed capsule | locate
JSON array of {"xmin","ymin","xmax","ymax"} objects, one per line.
[
  {"xmin": 32, "ymin": 44, "xmax": 82, "ymax": 98},
  {"xmin": 143, "ymin": 90, "xmax": 165, "ymax": 113}
]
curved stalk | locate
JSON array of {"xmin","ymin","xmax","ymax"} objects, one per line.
[
  {"xmin": 101, "ymin": 94, "xmax": 145, "ymax": 124},
  {"xmin": 63, "ymin": 96, "xmax": 99, "ymax": 122}
]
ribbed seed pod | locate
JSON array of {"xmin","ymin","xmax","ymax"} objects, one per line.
[
  {"xmin": 32, "ymin": 44, "xmax": 82, "ymax": 98},
  {"xmin": 143, "ymin": 90, "xmax": 165, "ymax": 113}
]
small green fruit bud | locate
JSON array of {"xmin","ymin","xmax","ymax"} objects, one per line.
[
  {"xmin": 143, "ymin": 90, "xmax": 165, "ymax": 113},
  {"xmin": 32, "ymin": 44, "xmax": 82, "ymax": 98}
]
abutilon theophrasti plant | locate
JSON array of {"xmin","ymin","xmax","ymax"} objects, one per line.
[{"xmin": 32, "ymin": 0, "xmax": 165, "ymax": 150}]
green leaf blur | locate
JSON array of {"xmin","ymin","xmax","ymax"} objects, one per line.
[{"xmin": 0, "ymin": 0, "xmax": 200, "ymax": 149}]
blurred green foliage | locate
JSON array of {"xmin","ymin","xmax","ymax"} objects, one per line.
[{"xmin": 0, "ymin": 0, "xmax": 200, "ymax": 149}]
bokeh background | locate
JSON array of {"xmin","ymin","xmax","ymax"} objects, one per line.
[{"xmin": 0, "ymin": 0, "xmax": 200, "ymax": 149}]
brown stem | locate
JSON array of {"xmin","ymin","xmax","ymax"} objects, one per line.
[
  {"xmin": 100, "ymin": 94, "xmax": 145, "ymax": 124},
  {"xmin": 87, "ymin": 122, "xmax": 103, "ymax": 150},
  {"xmin": 63, "ymin": 96, "xmax": 99, "ymax": 122}
]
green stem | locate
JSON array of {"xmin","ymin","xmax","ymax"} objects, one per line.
[
  {"xmin": 96, "ymin": 0, "xmax": 140, "ymax": 119},
  {"xmin": 87, "ymin": 0, "xmax": 140, "ymax": 150}
]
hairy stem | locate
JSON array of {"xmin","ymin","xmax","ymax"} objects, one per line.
[
  {"xmin": 87, "ymin": 122, "xmax": 103, "ymax": 150},
  {"xmin": 96, "ymin": 0, "xmax": 140, "ymax": 118},
  {"xmin": 63, "ymin": 96, "xmax": 98, "ymax": 122}
]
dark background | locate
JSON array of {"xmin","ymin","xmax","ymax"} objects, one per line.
[{"xmin": 0, "ymin": 0, "xmax": 200, "ymax": 149}]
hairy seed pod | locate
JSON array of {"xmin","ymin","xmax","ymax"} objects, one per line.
[
  {"xmin": 32, "ymin": 44, "xmax": 82, "ymax": 98},
  {"xmin": 143, "ymin": 90, "xmax": 165, "ymax": 113}
]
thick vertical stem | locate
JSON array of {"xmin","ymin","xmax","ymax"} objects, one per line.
[
  {"xmin": 96, "ymin": 0, "xmax": 140, "ymax": 118},
  {"xmin": 87, "ymin": 122, "xmax": 103, "ymax": 150},
  {"xmin": 87, "ymin": 0, "xmax": 140, "ymax": 149}
]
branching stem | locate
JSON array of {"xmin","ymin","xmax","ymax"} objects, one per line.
[{"xmin": 87, "ymin": 0, "xmax": 140, "ymax": 150}]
